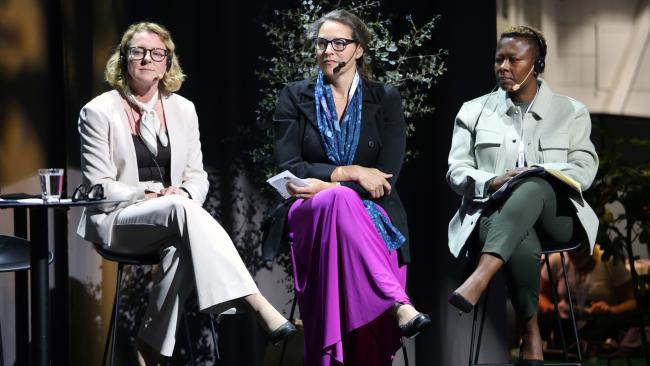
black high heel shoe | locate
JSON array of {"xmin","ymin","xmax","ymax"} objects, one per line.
[
  {"xmin": 268, "ymin": 321, "xmax": 297, "ymax": 345},
  {"xmin": 399, "ymin": 313, "xmax": 431, "ymax": 339},
  {"xmin": 447, "ymin": 291, "xmax": 474, "ymax": 313}
]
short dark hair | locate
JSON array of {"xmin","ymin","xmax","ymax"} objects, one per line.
[
  {"xmin": 499, "ymin": 25, "xmax": 547, "ymax": 68},
  {"xmin": 308, "ymin": 9, "xmax": 374, "ymax": 80}
]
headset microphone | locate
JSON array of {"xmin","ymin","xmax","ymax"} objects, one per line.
[
  {"xmin": 511, "ymin": 66, "xmax": 535, "ymax": 92},
  {"xmin": 333, "ymin": 52, "xmax": 357, "ymax": 73}
]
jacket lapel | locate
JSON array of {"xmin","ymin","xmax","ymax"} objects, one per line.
[
  {"xmin": 297, "ymin": 101, "xmax": 317, "ymax": 128},
  {"xmin": 111, "ymin": 90, "xmax": 140, "ymax": 185},
  {"xmin": 361, "ymin": 82, "xmax": 380, "ymax": 126},
  {"xmin": 163, "ymin": 95, "xmax": 183, "ymax": 186}
]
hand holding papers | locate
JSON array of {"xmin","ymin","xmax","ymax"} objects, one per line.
[
  {"xmin": 491, "ymin": 166, "xmax": 582, "ymax": 201},
  {"xmin": 267, "ymin": 170, "xmax": 309, "ymax": 199}
]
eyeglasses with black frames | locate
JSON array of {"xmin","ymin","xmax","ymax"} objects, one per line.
[
  {"xmin": 128, "ymin": 47, "xmax": 169, "ymax": 62},
  {"xmin": 72, "ymin": 184, "xmax": 105, "ymax": 202},
  {"xmin": 313, "ymin": 37, "xmax": 357, "ymax": 52}
]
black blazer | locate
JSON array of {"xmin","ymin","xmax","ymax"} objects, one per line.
[{"xmin": 273, "ymin": 78, "xmax": 410, "ymax": 263}]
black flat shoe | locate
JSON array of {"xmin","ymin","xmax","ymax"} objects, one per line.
[
  {"xmin": 399, "ymin": 313, "xmax": 431, "ymax": 339},
  {"xmin": 517, "ymin": 359, "xmax": 544, "ymax": 366},
  {"xmin": 447, "ymin": 291, "xmax": 474, "ymax": 313},
  {"xmin": 268, "ymin": 321, "xmax": 297, "ymax": 345}
]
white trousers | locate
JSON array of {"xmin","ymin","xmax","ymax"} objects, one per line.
[{"xmin": 110, "ymin": 195, "xmax": 259, "ymax": 356}]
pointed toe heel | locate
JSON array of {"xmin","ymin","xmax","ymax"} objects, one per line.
[
  {"xmin": 399, "ymin": 313, "xmax": 431, "ymax": 339},
  {"xmin": 447, "ymin": 291, "xmax": 474, "ymax": 313},
  {"xmin": 268, "ymin": 321, "xmax": 297, "ymax": 345}
]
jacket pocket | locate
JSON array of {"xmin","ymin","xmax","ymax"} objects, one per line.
[
  {"xmin": 474, "ymin": 128, "xmax": 503, "ymax": 170},
  {"xmin": 539, "ymin": 133, "xmax": 569, "ymax": 163}
]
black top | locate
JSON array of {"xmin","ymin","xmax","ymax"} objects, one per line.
[
  {"xmin": 273, "ymin": 78, "xmax": 410, "ymax": 263},
  {"xmin": 132, "ymin": 134, "xmax": 171, "ymax": 185}
]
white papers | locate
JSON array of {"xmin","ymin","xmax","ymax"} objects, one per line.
[
  {"xmin": 266, "ymin": 170, "xmax": 309, "ymax": 199},
  {"xmin": 17, "ymin": 198, "xmax": 45, "ymax": 204}
]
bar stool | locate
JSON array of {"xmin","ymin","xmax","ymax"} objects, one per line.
[
  {"xmin": 0, "ymin": 235, "xmax": 54, "ymax": 366},
  {"xmin": 468, "ymin": 243, "xmax": 583, "ymax": 366},
  {"xmin": 94, "ymin": 243, "xmax": 220, "ymax": 366}
]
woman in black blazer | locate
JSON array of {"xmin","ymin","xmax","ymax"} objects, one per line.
[{"xmin": 273, "ymin": 9, "xmax": 430, "ymax": 366}]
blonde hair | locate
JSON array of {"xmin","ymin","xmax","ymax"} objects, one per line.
[{"xmin": 104, "ymin": 22, "xmax": 186, "ymax": 96}]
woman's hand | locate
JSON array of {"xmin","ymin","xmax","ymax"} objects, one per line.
[
  {"xmin": 159, "ymin": 186, "xmax": 189, "ymax": 198},
  {"xmin": 585, "ymin": 301, "xmax": 611, "ymax": 314},
  {"xmin": 332, "ymin": 165, "xmax": 392, "ymax": 199},
  {"xmin": 145, "ymin": 191, "xmax": 160, "ymax": 200},
  {"xmin": 488, "ymin": 167, "xmax": 532, "ymax": 193},
  {"xmin": 287, "ymin": 178, "xmax": 337, "ymax": 199},
  {"xmin": 557, "ymin": 299, "xmax": 570, "ymax": 319}
]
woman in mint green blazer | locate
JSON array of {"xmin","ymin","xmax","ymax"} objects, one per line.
[{"xmin": 446, "ymin": 25, "xmax": 598, "ymax": 365}]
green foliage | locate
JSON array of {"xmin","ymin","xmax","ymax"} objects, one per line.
[
  {"xmin": 250, "ymin": 0, "xmax": 446, "ymax": 179},
  {"xmin": 585, "ymin": 138, "xmax": 650, "ymax": 264}
]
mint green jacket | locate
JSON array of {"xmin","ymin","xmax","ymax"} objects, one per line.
[{"xmin": 446, "ymin": 79, "xmax": 599, "ymax": 257}]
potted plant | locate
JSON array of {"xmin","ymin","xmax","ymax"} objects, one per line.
[{"xmin": 584, "ymin": 136, "xmax": 650, "ymax": 363}]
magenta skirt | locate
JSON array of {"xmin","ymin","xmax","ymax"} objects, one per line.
[{"xmin": 287, "ymin": 186, "xmax": 409, "ymax": 366}]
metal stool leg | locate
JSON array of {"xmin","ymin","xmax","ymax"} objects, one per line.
[
  {"xmin": 468, "ymin": 284, "xmax": 491, "ymax": 366},
  {"xmin": 545, "ymin": 254, "xmax": 570, "ymax": 362},
  {"xmin": 559, "ymin": 252, "xmax": 582, "ymax": 362},
  {"xmin": 400, "ymin": 336, "xmax": 409, "ymax": 366},
  {"xmin": 278, "ymin": 292, "xmax": 298, "ymax": 366},
  {"xmin": 468, "ymin": 297, "xmax": 480, "ymax": 366},
  {"xmin": 0, "ymin": 317, "xmax": 4, "ymax": 366},
  {"xmin": 209, "ymin": 314, "xmax": 220, "ymax": 360},
  {"xmin": 181, "ymin": 311, "xmax": 196, "ymax": 366},
  {"xmin": 103, "ymin": 262, "xmax": 124, "ymax": 366},
  {"xmin": 101, "ymin": 285, "xmax": 117, "ymax": 366},
  {"xmin": 475, "ymin": 285, "xmax": 491, "ymax": 366}
]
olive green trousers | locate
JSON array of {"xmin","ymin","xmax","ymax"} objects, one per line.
[{"xmin": 476, "ymin": 176, "xmax": 578, "ymax": 318}]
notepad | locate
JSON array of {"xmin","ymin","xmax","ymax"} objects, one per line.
[
  {"xmin": 266, "ymin": 170, "xmax": 309, "ymax": 199},
  {"xmin": 491, "ymin": 166, "xmax": 582, "ymax": 202}
]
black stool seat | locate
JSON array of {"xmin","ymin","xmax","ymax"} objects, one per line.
[
  {"xmin": 93, "ymin": 243, "xmax": 220, "ymax": 366},
  {"xmin": 0, "ymin": 235, "xmax": 54, "ymax": 366},
  {"xmin": 93, "ymin": 243, "xmax": 159, "ymax": 266},
  {"xmin": 0, "ymin": 235, "xmax": 53, "ymax": 272}
]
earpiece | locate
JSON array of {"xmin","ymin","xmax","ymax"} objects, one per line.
[
  {"xmin": 166, "ymin": 55, "xmax": 172, "ymax": 72},
  {"xmin": 120, "ymin": 49, "xmax": 128, "ymax": 73},
  {"xmin": 523, "ymin": 26, "xmax": 546, "ymax": 74}
]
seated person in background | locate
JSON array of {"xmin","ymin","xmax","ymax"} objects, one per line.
[{"xmin": 539, "ymin": 244, "xmax": 637, "ymax": 347}]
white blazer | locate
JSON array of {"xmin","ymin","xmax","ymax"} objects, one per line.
[{"xmin": 76, "ymin": 90, "xmax": 209, "ymax": 246}]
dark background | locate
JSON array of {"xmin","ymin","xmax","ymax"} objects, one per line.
[
  {"xmin": 24, "ymin": 0, "xmax": 650, "ymax": 365},
  {"xmin": 31, "ymin": 0, "xmax": 500, "ymax": 364}
]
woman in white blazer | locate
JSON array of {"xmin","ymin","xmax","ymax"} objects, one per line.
[
  {"xmin": 76, "ymin": 22, "xmax": 295, "ymax": 365},
  {"xmin": 446, "ymin": 26, "xmax": 599, "ymax": 365}
]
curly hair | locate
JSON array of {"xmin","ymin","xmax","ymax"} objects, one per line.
[
  {"xmin": 308, "ymin": 9, "xmax": 374, "ymax": 80},
  {"xmin": 499, "ymin": 25, "xmax": 547, "ymax": 64},
  {"xmin": 104, "ymin": 22, "xmax": 186, "ymax": 96}
]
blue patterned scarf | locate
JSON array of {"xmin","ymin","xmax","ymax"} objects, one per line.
[{"xmin": 314, "ymin": 71, "xmax": 405, "ymax": 251}]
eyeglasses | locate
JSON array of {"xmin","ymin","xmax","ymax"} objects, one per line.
[
  {"xmin": 313, "ymin": 37, "xmax": 357, "ymax": 51},
  {"xmin": 72, "ymin": 184, "xmax": 105, "ymax": 202},
  {"xmin": 128, "ymin": 47, "xmax": 169, "ymax": 62}
]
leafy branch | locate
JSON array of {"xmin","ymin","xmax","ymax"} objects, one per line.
[{"xmin": 249, "ymin": 0, "xmax": 446, "ymax": 180}]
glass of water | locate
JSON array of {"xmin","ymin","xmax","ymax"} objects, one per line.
[{"xmin": 38, "ymin": 168, "xmax": 64, "ymax": 202}]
